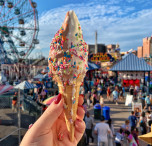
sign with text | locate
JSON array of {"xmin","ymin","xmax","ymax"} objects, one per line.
[{"xmin": 90, "ymin": 53, "xmax": 114, "ymax": 62}]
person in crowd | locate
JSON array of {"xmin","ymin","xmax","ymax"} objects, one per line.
[
  {"xmin": 139, "ymin": 111, "xmax": 147, "ymax": 134},
  {"xmin": 137, "ymin": 89, "xmax": 143, "ymax": 102},
  {"xmin": 146, "ymin": 111, "xmax": 152, "ymax": 132},
  {"xmin": 115, "ymin": 128, "xmax": 124, "ymax": 146},
  {"xmin": 133, "ymin": 88, "xmax": 138, "ymax": 101},
  {"xmin": 92, "ymin": 93, "xmax": 97, "ymax": 106},
  {"xmin": 125, "ymin": 130, "xmax": 137, "ymax": 146},
  {"xmin": 135, "ymin": 108, "xmax": 140, "ymax": 120},
  {"xmin": 86, "ymin": 91, "xmax": 91, "ymax": 108},
  {"xmin": 37, "ymin": 87, "xmax": 42, "ymax": 95},
  {"xmin": 12, "ymin": 92, "xmax": 18, "ymax": 112},
  {"xmin": 112, "ymin": 86, "xmax": 119, "ymax": 105},
  {"xmin": 144, "ymin": 95, "xmax": 151, "ymax": 111},
  {"xmin": 41, "ymin": 89, "xmax": 46, "ymax": 102},
  {"xmin": 121, "ymin": 120, "xmax": 131, "ymax": 132},
  {"xmin": 129, "ymin": 85, "xmax": 134, "ymax": 96},
  {"xmin": 135, "ymin": 85, "xmax": 139, "ymax": 93},
  {"xmin": 85, "ymin": 111, "xmax": 94, "ymax": 145},
  {"xmin": 122, "ymin": 86, "xmax": 125, "ymax": 97},
  {"xmin": 100, "ymin": 95, "xmax": 104, "ymax": 107},
  {"xmin": 97, "ymin": 83, "xmax": 102, "ymax": 97},
  {"xmin": 131, "ymin": 127, "xmax": 139, "ymax": 146},
  {"xmin": 100, "ymin": 78, "xmax": 104, "ymax": 87},
  {"xmin": 94, "ymin": 79, "xmax": 98, "ymax": 87},
  {"xmin": 20, "ymin": 94, "xmax": 85, "ymax": 146},
  {"xmin": 128, "ymin": 111, "xmax": 137, "ymax": 130},
  {"xmin": 107, "ymin": 119, "xmax": 114, "ymax": 146},
  {"xmin": 107, "ymin": 86, "xmax": 111, "ymax": 101},
  {"xmin": 94, "ymin": 115, "xmax": 111, "ymax": 146},
  {"xmin": 119, "ymin": 87, "xmax": 123, "ymax": 101}
]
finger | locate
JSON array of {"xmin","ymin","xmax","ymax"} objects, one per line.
[
  {"xmin": 31, "ymin": 94, "xmax": 64, "ymax": 135},
  {"xmin": 77, "ymin": 106, "xmax": 85, "ymax": 121},
  {"xmin": 74, "ymin": 119, "xmax": 86, "ymax": 142},
  {"xmin": 78, "ymin": 94, "xmax": 84, "ymax": 106}
]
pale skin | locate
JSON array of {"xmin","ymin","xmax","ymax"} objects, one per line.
[{"xmin": 20, "ymin": 95, "xmax": 85, "ymax": 146}]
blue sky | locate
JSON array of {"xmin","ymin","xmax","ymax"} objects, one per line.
[{"xmin": 31, "ymin": 0, "xmax": 152, "ymax": 58}]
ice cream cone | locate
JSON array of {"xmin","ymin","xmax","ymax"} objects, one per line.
[
  {"xmin": 48, "ymin": 10, "xmax": 88, "ymax": 142},
  {"xmin": 56, "ymin": 75, "xmax": 83, "ymax": 141}
]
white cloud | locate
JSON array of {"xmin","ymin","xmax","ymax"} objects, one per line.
[{"xmin": 37, "ymin": 0, "xmax": 152, "ymax": 56}]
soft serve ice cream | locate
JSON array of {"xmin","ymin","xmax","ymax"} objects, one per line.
[{"xmin": 48, "ymin": 10, "xmax": 88, "ymax": 85}]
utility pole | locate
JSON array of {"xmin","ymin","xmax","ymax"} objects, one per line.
[{"xmin": 95, "ymin": 31, "xmax": 97, "ymax": 54}]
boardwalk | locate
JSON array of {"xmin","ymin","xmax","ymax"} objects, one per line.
[
  {"xmin": 86, "ymin": 99, "xmax": 131, "ymax": 146},
  {"xmin": 87, "ymin": 98, "xmax": 147, "ymax": 146}
]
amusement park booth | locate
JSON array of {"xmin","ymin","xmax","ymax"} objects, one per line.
[{"xmin": 110, "ymin": 53, "xmax": 152, "ymax": 94}]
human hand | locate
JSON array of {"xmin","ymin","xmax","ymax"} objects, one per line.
[{"xmin": 20, "ymin": 94, "xmax": 85, "ymax": 146}]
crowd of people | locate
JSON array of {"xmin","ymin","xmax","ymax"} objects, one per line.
[{"xmin": 79, "ymin": 74, "xmax": 152, "ymax": 146}]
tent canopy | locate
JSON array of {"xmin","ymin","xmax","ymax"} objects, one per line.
[
  {"xmin": 14, "ymin": 81, "xmax": 35, "ymax": 90},
  {"xmin": 88, "ymin": 62, "xmax": 100, "ymax": 71},
  {"xmin": 34, "ymin": 74, "xmax": 44, "ymax": 79},
  {"xmin": 0, "ymin": 85, "xmax": 13, "ymax": 95},
  {"xmin": 110, "ymin": 53, "xmax": 152, "ymax": 71}
]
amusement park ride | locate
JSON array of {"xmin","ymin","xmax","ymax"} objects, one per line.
[{"xmin": 0, "ymin": 0, "xmax": 41, "ymax": 81}]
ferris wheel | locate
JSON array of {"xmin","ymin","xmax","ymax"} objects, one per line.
[{"xmin": 0, "ymin": 0, "xmax": 39, "ymax": 63}]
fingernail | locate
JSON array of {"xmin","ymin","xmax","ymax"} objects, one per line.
[
  {"xmin": 55, "ymin": 94, "xmax": 62, "ymax": 104},
  {"xmin": 80, "ymin": 94, "xmax": 84, "ymax": 98},
  {"xmin": 77, "ymin": 118, "xmax": 82, "ymax": 122},
  {"xmin": 80, "ymin": 105, "xmax": 84, "ymax": 110}
]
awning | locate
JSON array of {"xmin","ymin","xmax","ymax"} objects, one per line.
[
  {"xmin": 0, "ymin": 85, "xmax": 13, "ymax": 95},
  {"xmin": 14, "ymin": 81, "xmax": 35, "ymax": 90},
  {"xmin": 88, "ymin": 62, "xmax": 100, "ymax": 71},
  {"xmin": 110, "ymin": 53, "xmax": 152, "ymax": 71},
  {"xmin": 34, "ymin": 74, "xmax": 44, "ymax": 79}
]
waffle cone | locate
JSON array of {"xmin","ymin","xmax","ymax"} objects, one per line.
[{"xmin": 56, "ymin": 76, "xmax": 83, "ymax": 141}]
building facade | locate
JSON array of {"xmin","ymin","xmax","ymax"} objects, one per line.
[
  {"xmin": 137, "ymin": 46, "xmax": 143, "ymax": 58},
  {"xmin": 138, "ymin": 37, "xmax": 152, "ymax": 58},
  {"xmin": 143, "ymin": 37, "xmax": 152, "ymax": 57},
  {"xmin": 88, "ymin": 44, "xmax": 106, "ymax": 54}
]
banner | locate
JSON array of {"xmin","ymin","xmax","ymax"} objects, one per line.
[
  {"xmin": 132, "ymin": 103, "xmax": 142, "ymax": 114},
  {"xmin": 125, "ymin": 94, "xmax": 133, "ymax": 106}
]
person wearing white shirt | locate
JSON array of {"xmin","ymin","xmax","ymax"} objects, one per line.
[
  {"xmin": 85, "ymin": 111, "xmax": 94, "ymax": 145},
  {"xmin": 94, "ymin": 116, "xmax": 111, "ymax": 146}
]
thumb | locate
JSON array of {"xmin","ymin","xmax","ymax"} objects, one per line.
[{"xmin": 31, "ymin": 94, "xmax": 64, "ymax": 135}]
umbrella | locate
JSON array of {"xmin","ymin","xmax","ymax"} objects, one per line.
[
  {"xmin": 14, "ymin": 81, "xmax": 35, "ymax": 90},
  {"xmin": 138, "ymin": 126, "xmax": 152, "ymax": 145},
  {"xmin": 43, "ymin": 95, "xmax": 57, "ymax": 105},
  {"xmin": 0, "ymin": 85, "xmax": 13, "ymax": 95}
]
